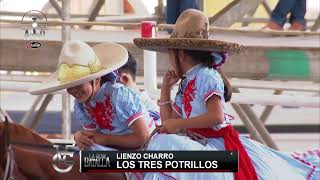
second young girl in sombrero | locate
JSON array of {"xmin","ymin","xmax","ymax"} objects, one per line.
[
  {"xmin": 134, "ymin": 9, "xmax": 319, "ymax": 180},
  {"xmin": 29, "ymin": 41, "xmax": 155, "ymax": 151}
]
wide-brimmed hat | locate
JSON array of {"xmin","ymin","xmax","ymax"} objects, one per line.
[
  {"xmin": 29, "ymin": 41, "xmax": 128, "ymax": 95},
  {"xmin": 133, "ymin": 9, "xmax": 244, "ymax": 53}
]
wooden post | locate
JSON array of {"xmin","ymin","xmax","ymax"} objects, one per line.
[
  {"xmin": 49, "ymin": 0, "xmax": 63, "ymax": 18},
  {"xmin": 20, "ymin": 95, "xmax": 44, "ymax": 127},
  {"xmin": 62, "ymin": 0, "xmax": 71, "ymax": 42},
  {"xmin": 311, "ymin": 14, "xmax": 320, "ymax": 31},
  {"xmin": 0, "ymin": 109, "xmax": 13, "ymax": 122},
  {"xmin": 30, "ymin": 94, "xmax": 53, "ymax": 129},
  {"xmin": 260, "ymin": 89, "xmax": 283, "ymax": 123},
  {"xmin": 85, "ymin": 0, "xmax": 105, "ymax": 29},
  {"xmin": 261, "ymin": 0, "xmax": 272, "ymax": 16},
  {"xmin": 61, "ymin": 0, "xmax": 72, "ymax": 140},
  {"xmin": 231, "ymin": 103, "xmax": 266, "ymax": 144},
  {"xmin": 233, "ymin": 88, "xmax": 278, "ymax": 150},
  {"xmin": 209, "ymin": 0, "xmax": 261, "ymax": 27},
  {"xmin": 239, "ymin": 104, "xmax": 278, "ymax": 149},
  {"xmin": 241, "ymin": 0, "xmax": 259, "ymax": 27}
]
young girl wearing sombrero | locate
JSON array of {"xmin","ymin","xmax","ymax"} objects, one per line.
[
  {"xmin": 29, "ymin": 41, "xmax": 155, "ymax": 151},
  {"xmin": 134, "ymin": 9, "xmax": 319, "ymax": 180}
]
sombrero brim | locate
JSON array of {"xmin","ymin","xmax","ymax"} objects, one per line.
[
  {"xmin": 29, "ymin": 43, "xmax": 128, "ymax": 95},
  {"xmin": 29, "ymin": 65, "xmax": 123, "ymax": 95},
  {"xmin": 133, "ymin": 38, "xmax": 245, "ymax": 54}
]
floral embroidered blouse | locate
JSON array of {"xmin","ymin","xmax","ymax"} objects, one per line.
[
  {"xmin": 74, "ymin": 82, "xmax": 155, "ymax": 135},
  {"xmin": 172, "ymin": 64, "xmax": 234, "ymax": 130}
]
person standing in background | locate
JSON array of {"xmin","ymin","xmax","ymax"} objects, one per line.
[
  {"xmin": 265, "ymin": 0, "xmax": 307, "ymax": 31},
  {"xmin": 166, "ymin": 0, "xmax": 199, "ymax": 24}
]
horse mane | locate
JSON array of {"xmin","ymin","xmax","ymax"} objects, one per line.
[{"xmin": 0, "ymin": 121, "xmax": 51, "ymax": 145}]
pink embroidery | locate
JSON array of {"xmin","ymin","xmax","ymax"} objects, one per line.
[
  {"xmin": 182, "ymin": 78, "xmax": 196, "ymax": 118},
  {"xmin": 85, "ymin": 94, "xmax": 114, "ymax": 130},
  {"xmin": 291, "ymin": 153, "xmax": 317, "ymax": 180},
  {"xmin": 126, "ymin": 112, "xmax": 143, "ymax": 126}
]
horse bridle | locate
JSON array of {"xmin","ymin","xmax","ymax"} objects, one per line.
[{"xmin": 2, "ymin": 145, "xmax": 16, "ymax": 180}]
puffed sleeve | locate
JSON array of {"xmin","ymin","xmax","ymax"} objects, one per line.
[
  {"xmin": 197, "ymin": 69, "xmax": 225, "ymax": 103},
  {"xmin": 172, "ymin": 90, "xmax": 183, "ymax": 117},
  {"xmin": 74, "ymin": 100, "xmax": 97, "ymax": 130},
  {"xmin": 112, "ymin": 86, "xmax": 145, "ymax": 127}
]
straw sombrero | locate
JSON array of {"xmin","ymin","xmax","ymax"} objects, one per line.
[
  {"xmin": 133, "ymin": 9, "xmax": 244, "ymax": 53},
  {"xmin": 29, "ymin": 41, "xmax": 128, "ymax": 95}
]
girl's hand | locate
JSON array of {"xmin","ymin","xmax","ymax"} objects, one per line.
[
  {"xmin": 162, "ymin": 70, "xmax": 180, "ymax": 89},
  {"xmin": 158, "ymin": 119, "xmax": 183, "ymax": 134},
  {"xmin": 74, "ymin": 131, "xmax": 95, "ymax": 149},
  {"xmin": 90, "ymin": 132, "xmax": 106, "ymax": 145}
]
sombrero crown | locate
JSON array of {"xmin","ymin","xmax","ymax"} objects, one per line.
[
  {"xmin": 134, "ymin": 9, "xmax": 244, "ymax": 53},
  {"xmin": 29, "ymin": 41, "xmax": 128, "ymax": 95}
]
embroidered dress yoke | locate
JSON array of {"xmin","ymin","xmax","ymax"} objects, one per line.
[
  {"xmin": 172, "ymin": 64, "xmax": 233, "ymax": 128},
  {"xmin": 74, "ymin": 82, "xmax": 155, "ymax": 135}
]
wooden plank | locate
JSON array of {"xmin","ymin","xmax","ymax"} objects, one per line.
[
  {"xmin": 231, "ymin": 103, "xmax": 265, "ymax": 144},
  {"xmin": 49, "ymin": 0, "xmax": 63, "ymax": 18},
  {"xmin": 261, "ymin": 0, "xmax": 272, "ymax": 16},
  {"xmin": 159, "ymin": 24, "xmax": 320, "ymax": 36},
  {"xmin": 85, "ymin": 0, "xmax": 105, "ymax": 29},
  {"xmin": 209, "ymin": 0, "xmax": 261, "ymax": 27},
  {"xmin": 30, "ymin": 94, "xmax": 53, "ymax": 129},
  {"xmin": 237, "ymin": 100, "xmax": 279, "ymax": 149},
  {"xmin": 0, "ymin": 11, "xmax": 89, "ymax": 18},
  {"xmin": 0, "ymin": 109, "xmax": 13, "ymax": 122},
  {"xmin": 20, "ymin": 95, "xmax": 44, "ymax": 127},
  {"xmin": 231, "ymin": 79, "xmax": 320, "ymax": 92},
  {"xmin": 240, "ymin": 17, "xmax": 318, "ymax": 24},
  {"xmin": 1, "ymin": 28, "xmax": 319, "ymax": 50},
  {"xmin": 0, "ymin": 38, "xmax": 319, "ymax": 81},
  {"xmin": 311, "ymin": 14, "xmax": 320, "ymax": 31},
  {"xmin": 0, "ymin": 81, "xmax": 65, "ymax": 94},
  {"xmin": 259, "ymin": 90, "xmax": 283, "ymax": 123},
  {"xmin": 241, "ymin": 2, "xmax": 259, "ymax": 27},
  {"xmin": 2, "ymin": 18, "xmax": 319, "ymax": 36},
  {"xmin": 234, "ymin": 124, "xmax": 320, "ymax": 134},
  {"xmin": 0, "ymin": 27, "xmax": 319, "ymax": 80},
  {"xmin": 232, "ymin": 93, "xmax": 320, "ymax": 108}
]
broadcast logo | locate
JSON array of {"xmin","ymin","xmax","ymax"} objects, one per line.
[
  {"xmin": 52, "ymin": 144, "xmax": 76, "ymax": 173},
  {"xmin": 21, "ymin": 10, "xmax": 47, "ymax": 49}
]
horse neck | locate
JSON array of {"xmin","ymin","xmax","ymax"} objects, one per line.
[
  {"xmin": 0, "ymin": 121, "xmax": 50, "ymax": 145},
  {"xmin": 9, "ymin": 123, "xmax": 51, "ymax": 144}
]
